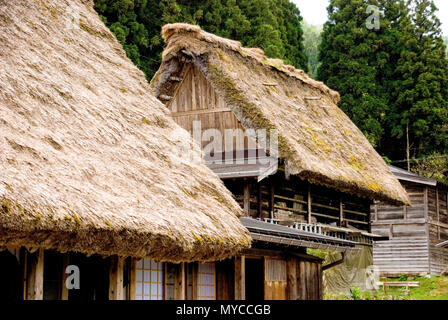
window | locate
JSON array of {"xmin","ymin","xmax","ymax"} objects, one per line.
[
  {"xmin": 135, "ymin": 259, "xmax": 164, "ymax": 300},
  {"xmin": 197, "ymin": 262, "xmax": 215, "ymax": 300}
]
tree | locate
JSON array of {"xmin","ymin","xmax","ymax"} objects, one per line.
[
  {"xmin": 390, "ymin": 0, "xmax": 448, "ymax": 160},
  {"xmin": 94, "ymin": 0, "xmax": 309, "ymax": 79},
  {"xmin": 302, "ymin": 21, "xmax": 323, "ymax": 78},
  {"xmin": 318, "ymin": 0, "xmax": 387, "ymax": 147},
  {"xmin": 318, "ymin": 0, "xmax": 448, "ymax": 164}
]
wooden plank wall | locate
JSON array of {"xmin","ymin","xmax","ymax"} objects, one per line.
[
  {"xmin": 371, "ymin": 181, "xmax": 427, "ymax": 239},
  {"xmin": 372, "ymin": 181, "xmax": 448, "ymax": 275},
  {"xmin": 373, "ymin": 239, "xmax": 429, "ymax": 276},
  {"xmin": 428, "ymin": 186, "xmax": 448, "ymax": 274},
  {"xmin": 297, "ymin": 260, "xmax": 322, "ymax": 300},
  {"xmin": 372, "ymin": 182, "xmax": 429, "ymax": 275}
]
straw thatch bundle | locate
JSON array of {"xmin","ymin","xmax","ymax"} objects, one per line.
[
  {"xmin": 0, "ymin": 1, "xmax": 251, "ymax": 262},
  {"xmin": 151, "ymin": 23, "xmax": 410, "ymax": 206}
]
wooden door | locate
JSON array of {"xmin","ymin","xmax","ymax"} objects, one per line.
[{"xmin": 264, "ymin": 258, "xmax": 287, "ymax": 300}]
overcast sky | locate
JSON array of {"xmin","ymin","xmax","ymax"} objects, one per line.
[{"xmin": 292, "ymin": 0, "xmax": 447, "ymax": 36}]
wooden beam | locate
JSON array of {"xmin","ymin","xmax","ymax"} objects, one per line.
[
  {"xmin": 174, "ymin": 263, "xmax": 186, "ymax": 300},
  {"xmin": 171, "ymin": 107, "xmax": 232, "ymax": 118},
  {"xmin": 61, "ymin": 254, "xmax": 70, "ymax": 300},
  {"xmin": 109, "ymin": 256, "xmax": 125, "ymax": 300},
  {"xmin": 234, "ymin": 256, "xmax": 245, "ymax": 300},
  {"xmin": 26, "ymin": 249, "xmax": 44, "ymax": 300},
  {"xmin": 243, "ymin": 179, "xmax": 250, "ymax": 216},
  {"xmin": 286, "ymin": 256, "xmax": 298, "ymax": 300},
  {"xmin": 129, "ymin": 258, "xmax": 137, "ymax": 300}
]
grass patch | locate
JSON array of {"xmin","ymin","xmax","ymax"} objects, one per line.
[{"xmin": 326, "ymin": 276, "xmax": 448, "ymax": 300}]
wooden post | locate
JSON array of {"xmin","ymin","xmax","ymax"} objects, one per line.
[
  {"xmin": 436, "ymin": 188, "xmax": 440, "ymax": 240},
  {"xmin": 234, "ymin": 256, "xmax": 245, "ymax": 300},
  {"xmin": 243, "ymin": 179, "xmax": 250, "ymax": 216},
  {"xmin": 269, "ymin": 183, "xmax": 275, "ymax": 220},
  {"xmin": 424, "ymin": 187, "xmax": 431, "ymax": 274},
  {"xmin": 317, "ymin": 263, "xmax": 323, "ymax": 300},
  {"xmin": 174, "ymin": 263, "xmax": 186, "ymax": 300},
  {"xmin": 26, "ymin": 249, "xmax": 44, "ymax": 300},
  {"xmin": 21, "ymin": 248, "xmax": 28, "ymax": 300},
  {"xmin": 129, "ymin": 258, "xmax": 137, "ymax": 300},
  {"xmin": 192, "ymin": 263, "xmax": 198, "ymax": 300},
  {"xmin": 307, "ymin": 185, "xmax": 312, "ymax": 224},
  {"xmin": 339, "ymin": 198, "xmax": 344, "ymax": 226},
  {"xmin": 109, "ymin": 256, "xmax": 125, "ymax": 300},
  {"xmin": 286, "ymin": 256, "xmax": 297, "ymax": 300},
  {"xmin": 61, "ymin": 254, "xmax": 70, "ymax": 300},
  {"xmin": 257, "ymin": 183, "xmax": 262, "ymax": 218}
]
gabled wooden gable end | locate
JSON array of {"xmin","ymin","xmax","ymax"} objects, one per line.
[
  {"xmin": 163, "ymin": 63, "xmax": 277, "ymax": 181},
  {"xmin": 156, "ymin": 61, "xmax": 373, "ymax": 235}
]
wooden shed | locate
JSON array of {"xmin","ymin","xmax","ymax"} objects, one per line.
[
  {"xmin": 371, "ymin": 166, "xmax": 448, "ymax": 276},
  {"xmin": 150, "ymin": 23, "xmax": 411, "ymax": 299},
  {"xmin": 0, "ymin": 0, "xmax": 251, "ymax": 301}
]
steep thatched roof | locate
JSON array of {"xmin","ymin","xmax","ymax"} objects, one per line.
[
  {"xmin": 150, "ymin": 23, "xmax": 410, "ymax": 206},
  {"xmin": 0, "ymin": 2, "xmax": 251, "ymax": 262}
]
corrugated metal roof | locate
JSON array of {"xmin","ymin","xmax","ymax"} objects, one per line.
[
  {"xmin": 240, "ymin": 217, "xmax": 357, "ymax": 251},
  {"xmin": 388, "ymin": 165, "xmax": 438, "ymax": 186}
]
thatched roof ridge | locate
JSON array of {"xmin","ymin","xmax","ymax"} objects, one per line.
[
  {"xmin": 0, "ymin": 2, "xmax": 250, "ymax": 261},
  {"xmin": 151, "ymin": 23, "xmax": 410, "ymax": 206}
]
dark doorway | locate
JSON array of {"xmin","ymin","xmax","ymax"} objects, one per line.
[
  {"xmin": 245, "ymin": 258, "xmax": 264, "ymax": 300},
  {"xmin": 43, "ymin": 251, "xmax": 64, "ymax": 300},
  {"xmin": 68, "ymin": 254, "xmax": 110, "ymax": 301},
  {"xmin": 0, "ymin": 250, "xmax": 21, "ymax": 301}
]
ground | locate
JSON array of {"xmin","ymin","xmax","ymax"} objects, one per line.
[{"xmin": 326, "ymin": 276, "xmax": 448, "ymax": 300}]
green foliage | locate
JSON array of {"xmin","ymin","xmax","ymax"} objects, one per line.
[
  {"xmin": 318, "ymin": 0, "xmax": 448, "ymax": 165},
  {"xmin": 94, "ymin": 0, "xmax": 308, "ymax": 80},
  {"xmin": 398, "ymin": 274, "xmax": 408, "ymax": 282},
  {"xmin": 411, "ymin": 153, "xmax": 448, "ymax": 183},
  {"xmin": 328, "ymin": 276, "xmax": 448, "ymax": 300},
  {"xmin": 302, "ymin": 21, "xmax": 323, "ymax": 78},
  {"xmin": 318, "ymin": 0, "xmax": 387, "ymax": 148}
]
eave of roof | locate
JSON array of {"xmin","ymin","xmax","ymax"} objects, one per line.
[{"xmin": 240, "ymin": 217, "xmax": 357, "ymax": 252}]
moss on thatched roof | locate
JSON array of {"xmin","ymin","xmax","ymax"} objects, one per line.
[
  {"xmin": 0, "ymin": 2, "xmax": 250, "ymax": 261},
  {"xmin": 150, "ymin": 23, "xmax": 410, "ymax": 206}
]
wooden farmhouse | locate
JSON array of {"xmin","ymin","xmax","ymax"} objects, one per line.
[
  {"xmin": 371, "ymin": 166, "xmax": 448, "ymax": 276},
  {"xmin": 150, "ymin": 23, "xmax": 411, "ymax": 300},
  {"xmin": 0, "ymin": 0, "xmax": 252, "ymax": 301}
]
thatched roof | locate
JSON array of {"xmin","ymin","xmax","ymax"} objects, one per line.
[
  {"xmin": 150, "ymin": 23, "xmax": 411, "ymax": 206},
  {"xmin": 0, "ymin": 2, "xmax": 251, "ymax": 262}
]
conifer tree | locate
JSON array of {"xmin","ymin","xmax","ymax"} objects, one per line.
[
  {"xmin": 94, "ymin": 0, "xmax": 309, "ymax": 78},
  {"xmin": 392, "ymin": 0, "xmax": 448, "ymax": 158},
  {"xmin": 318, "ymin": 0, "xmax": 387, "ymax": 147}
]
